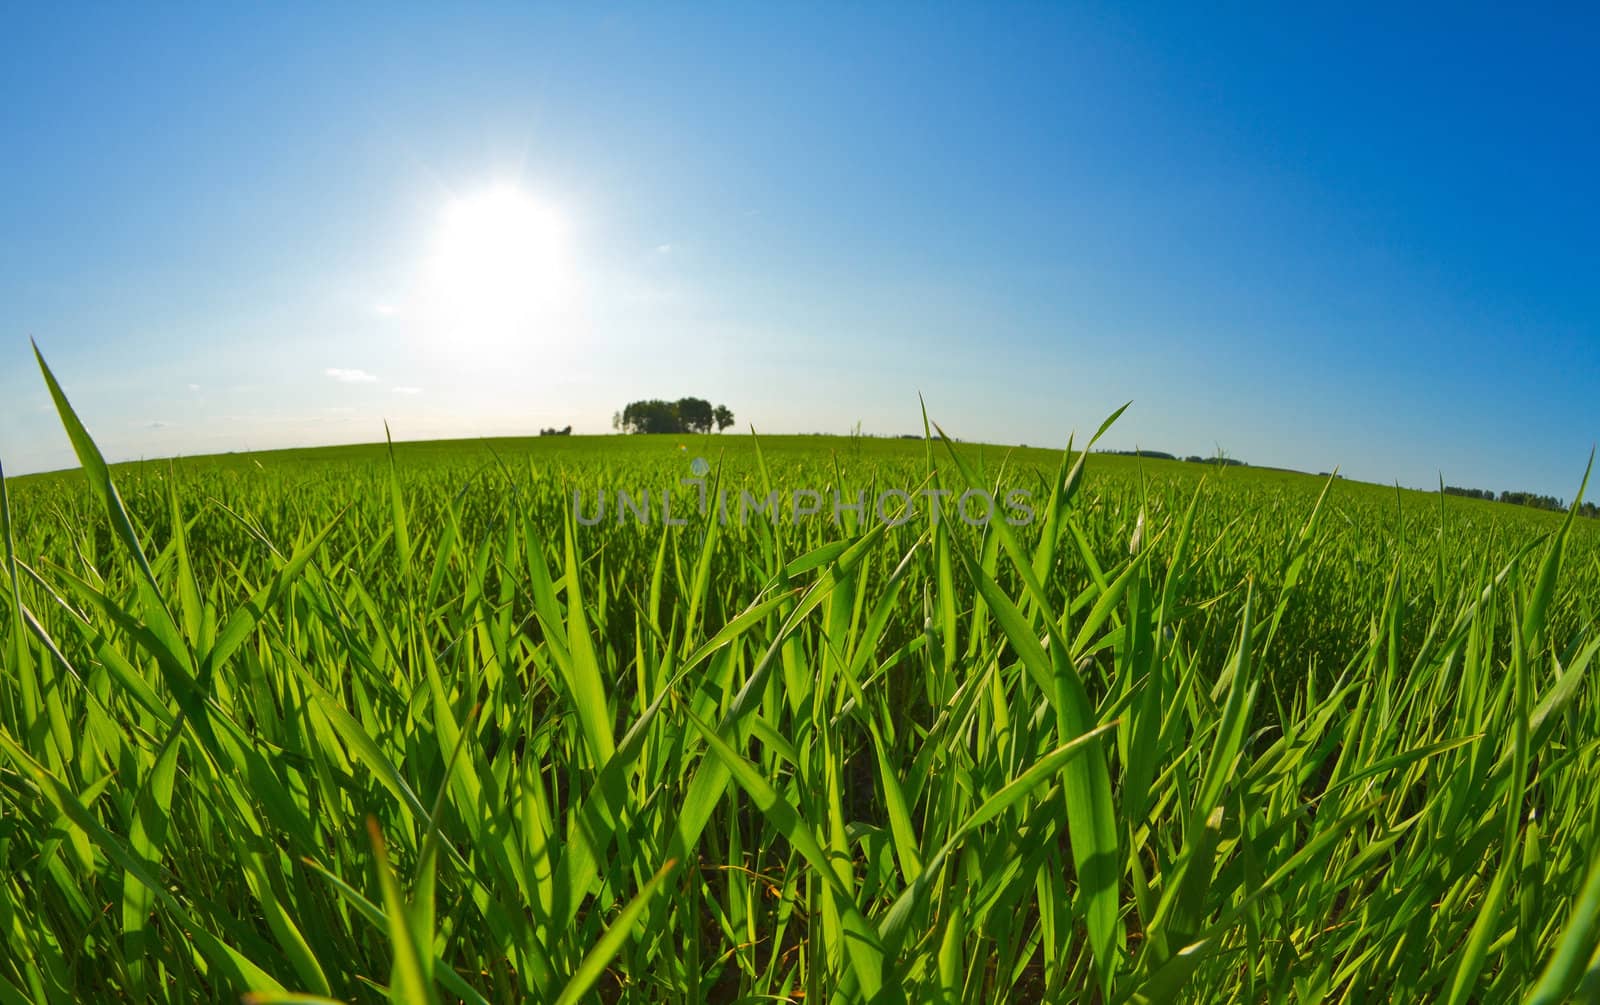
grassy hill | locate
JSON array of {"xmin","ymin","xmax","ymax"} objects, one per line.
[{"xmin": 3, "ymin": 404, "xmax": 1599, "ymax": 1001}]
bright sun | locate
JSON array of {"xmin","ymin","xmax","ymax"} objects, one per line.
[{"xmin": 426, "ymin": 186, "xmax": 571, "ymax": 339}]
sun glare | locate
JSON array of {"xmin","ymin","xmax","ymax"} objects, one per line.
[{"xmin": 426, "ymin": 185, "xmax": 571, "ymax": 340}]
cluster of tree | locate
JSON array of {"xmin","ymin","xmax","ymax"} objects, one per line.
[
  {"xmin": 1499, "ymin": 490, "xmax": 1565, "ymax": 511},
  {"xmin": 1081, "ymin": 448, "xmax": 1258, "ymax": 466},
  {"xmin": 539, "ymin": 425, "xmax": 572, "ymax": 436},
  {"xmin": 1445, "ymin": 484, "xmax": 1599, "ymax": 517},
  {"xmin": 614, "ymin": 398, "xmax": 734, "ymax": 434},
  {"xmin": 1101, "ymin": 449, "xmax": 1178, "ymax": 460}
]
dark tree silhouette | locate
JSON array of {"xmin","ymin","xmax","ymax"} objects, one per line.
[
  {"xmin": 676, "ymin": 397, "xmax": 714, "ymax": 434},
  {"xmin": 619, "ymin": 399, "xmax": 682, "ymax": 434},
  {"xmin": 617, "ymin": 398, "xmax": 735, "ymax": 434}
]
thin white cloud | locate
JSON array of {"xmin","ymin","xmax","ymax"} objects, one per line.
[
  {"xmin": 373, "ymin": 302, "xmax": 399, "ymax": 317},
  {"xmin": 655, "ymin": 243, "xmax": 673, "ymax": 254},
  {"xmin": 186, "ymin": 383, "xmax": 200, "ymax": 392},
  {"xmin": 392, "ymin": 386, "xmax": 423, "ymax": 395},
  {"xmin": 325, "ymin": 367, "xmax": 379, "ymax": 383}
]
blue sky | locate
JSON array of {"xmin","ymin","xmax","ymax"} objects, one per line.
[{"xmin": 2, "ymin": 5, "xmax": 1595, "ymax": 497}]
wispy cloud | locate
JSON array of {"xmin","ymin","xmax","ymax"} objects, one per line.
[
  {"xmin": 373, "ymin": 302, "xmax": 399, "ymax": 317},
  {"xmin": 186, "ymin": 383, "xmax": 200, "ymax": 392},
  {"xmin": 325, "ymin": 367, "xmax": 379, "ymax": 383},
  {"xmin": 655, "ymin": 243, "xmax": 673, "ymax": 254},
  {"xmin": 392, "ymin": 386, "xmax": 423, "ymax": 395}
]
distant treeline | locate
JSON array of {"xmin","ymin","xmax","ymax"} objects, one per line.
[
  {"xmin": 539, "ymin": 425, "xmax": 572, "ymax": 436},
  {"xmin": 1101, "ymin": 449, "xmax": 1178, "ymax": 460},
  {"xmin": 1444, "ymin": 484, "xmax": 1598, "ymax": 517},
  {"xmin": 1099, "ymin": 449, "xmax": 1248, "ymax": 467},
  {"xmin": 1185, "ymin": 455, "xmax": 1248, "ymax": 467}
]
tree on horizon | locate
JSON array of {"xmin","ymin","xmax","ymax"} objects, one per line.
[{"xmin": 616, "ymin": 397, "xmax": 734, "ymax": 435}]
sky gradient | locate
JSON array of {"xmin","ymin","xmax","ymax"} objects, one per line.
[{"xmin": 2, "ymin": 5, "xmax": 1596, "ymax": 497}]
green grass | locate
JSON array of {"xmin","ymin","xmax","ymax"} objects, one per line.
[{"xmin": 3, "ymin": 353, "xmax": 1600, "ymax": 1003}]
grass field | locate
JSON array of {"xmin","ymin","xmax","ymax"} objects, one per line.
[{"xmin": 4, "ymin": 357, "xmax": 1600, "ymax": 1002}]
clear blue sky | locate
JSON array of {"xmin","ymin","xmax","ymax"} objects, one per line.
[{"xmin": 2, "ymin": 5, "xmax": 1596, "ymax": 497}]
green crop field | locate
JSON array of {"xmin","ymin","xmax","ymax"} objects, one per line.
[{"xmin": 3, "ymin": 355, "xmax": 1600, "ymax": 1003}]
